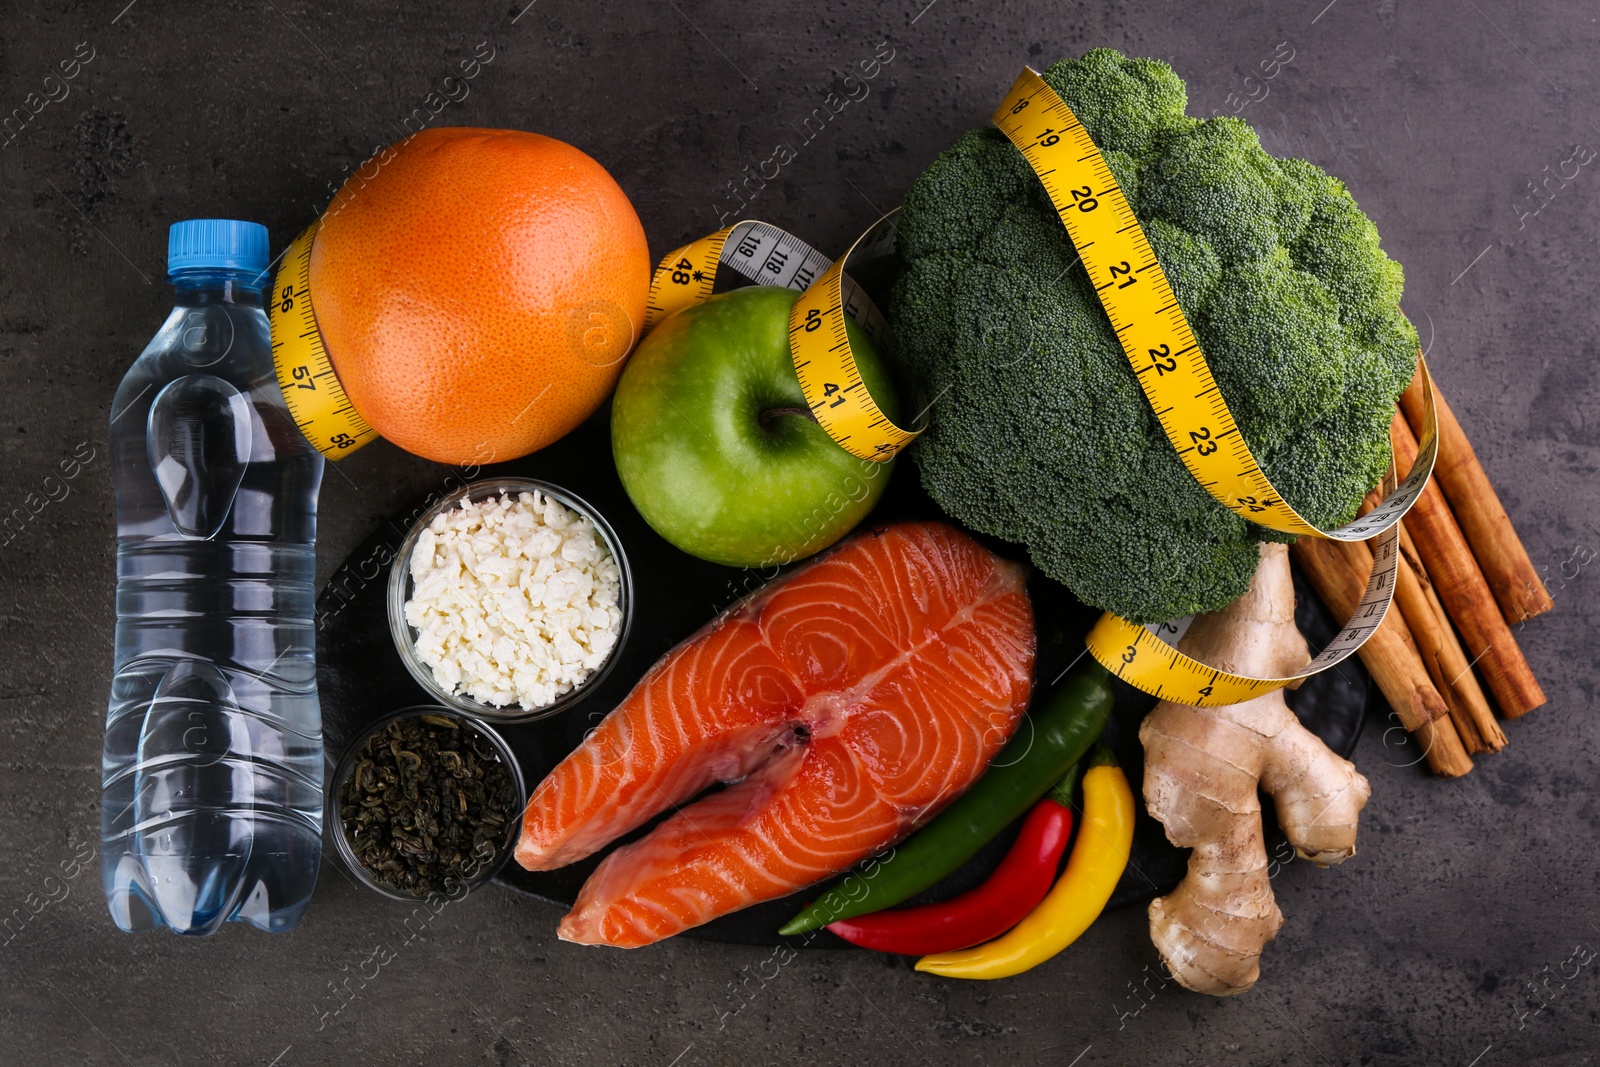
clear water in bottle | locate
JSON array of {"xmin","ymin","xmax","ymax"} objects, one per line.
[{"xmin": 102, "ymin": 219, "xmax": 326, "ymax": 934}]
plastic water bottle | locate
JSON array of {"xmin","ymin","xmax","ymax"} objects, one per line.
[{"xmin": 102, "ymin": 220, "xmax": 326, "ymax": 934}]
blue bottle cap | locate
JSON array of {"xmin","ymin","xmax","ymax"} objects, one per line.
[{"xmin": 167, "ymin": 219, "xmax": 270, "ymax": 275}]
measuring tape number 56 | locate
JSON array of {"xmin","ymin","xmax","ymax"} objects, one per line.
[{"xmin": 269, "ymin": 222, "xmax": 378, "ymax": 458}]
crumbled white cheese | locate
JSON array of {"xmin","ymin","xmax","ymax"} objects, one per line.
[{"xmin": 404, "ymin": 490, "xmax": 622, "ymax": 709}]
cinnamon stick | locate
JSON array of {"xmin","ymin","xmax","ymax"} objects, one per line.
[
  {"xmin": 1397, "ymin": 522, "xmax": 1505, "ymax": 752},
  {"xmin": 1291, "ymin": 536, "xmax": 1474, "ymax": 777},
  {"xmin": 1357, "ymin": 489, "xmax": 1502, "ymax": 754},
  {"xmin": 1391, "ymin": 412, "xmax": 1545, "ymax": 717},
  {"xmin": 1393, "ymin": 546, "xmax": 1485, "ymax": 753},
  {"xmin": 1400, "ymin": 372, "xmax": 1553, "ymax": 623}
]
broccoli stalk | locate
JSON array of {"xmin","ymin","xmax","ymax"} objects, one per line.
[{"xmin": 890, "ymin": 49, "xmax": 1417, "ymax": 623}]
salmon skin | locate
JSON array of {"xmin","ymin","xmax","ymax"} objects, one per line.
[{"xmin": 515, "ymin": 522, "xmax": 1035, "ymax": 947}]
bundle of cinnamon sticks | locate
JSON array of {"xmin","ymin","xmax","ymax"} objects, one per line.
[{"xmin": 1292, "ymin": 366, "xmax": 1550, "ymax": 777}]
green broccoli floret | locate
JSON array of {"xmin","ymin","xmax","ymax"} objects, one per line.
[{"xmin": 890, "ymin": 49, "xmax": 1418, "ymax": 623}]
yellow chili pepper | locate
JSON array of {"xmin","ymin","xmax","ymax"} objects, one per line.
[{"xmin": 915, "ymin": 744, "xmax": 1134, "ymax": 979}]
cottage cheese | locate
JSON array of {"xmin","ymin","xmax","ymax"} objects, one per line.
[{"xmin": 404, "ymin": 490, "xmax": 622, "ymax": 709}]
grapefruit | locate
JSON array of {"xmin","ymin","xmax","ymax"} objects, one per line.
[{"xmin": 310, "ymin": 127, "xmax": 650, "ymax": 464}]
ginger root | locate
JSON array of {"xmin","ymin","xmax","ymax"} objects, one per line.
[{"xmin": 1141, "ymin": 542, "xmax": 1370, "ymax": 996}]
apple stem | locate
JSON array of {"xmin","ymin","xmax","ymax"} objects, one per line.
[{"xmin": 759, "ymin": 406, "xmax": 818, "ymax": 427}]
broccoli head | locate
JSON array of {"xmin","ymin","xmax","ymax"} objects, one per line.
[{"xmin": 890, "ymin": 49, "xmax": 1417, "ymax": 623}]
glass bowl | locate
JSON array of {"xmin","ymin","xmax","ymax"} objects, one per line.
[
  {"xmin": 386, "ymin": 476, "xmax": 634, "ymax": 724},
  {"xmin": 329, "ymin": 706, "xmax": 528, "ymax": 903}
]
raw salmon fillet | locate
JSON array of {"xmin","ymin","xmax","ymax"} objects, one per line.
[{"xmin": 515, "ymin": 522, "xmax": 1036, "ymax": 947}]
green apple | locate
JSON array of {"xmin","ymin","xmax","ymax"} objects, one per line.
[{"xmin": 611, "ymin": 286, "xmax": 899, "ymax": 567}]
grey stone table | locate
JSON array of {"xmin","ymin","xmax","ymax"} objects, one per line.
[{"xmin": 3, "ymin": 1, "xmax": 1596, "ymax": 1064}]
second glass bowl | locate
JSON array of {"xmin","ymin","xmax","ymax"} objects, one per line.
[
  {"xmin": 387, "ymin": 477, "xmax": 634, "ymax": 724},
  {"xmin": 329, "ymin": 706, "xmax": 527, "ymax": 902}
]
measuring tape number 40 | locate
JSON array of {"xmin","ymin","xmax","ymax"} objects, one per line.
[
  {"xmin": 270, "ymin": 67, "xmax": 1435, "ymax": 710},
  {"xmin": 644, "ymin": 214, "xmax": 917, "ymax": 462}
]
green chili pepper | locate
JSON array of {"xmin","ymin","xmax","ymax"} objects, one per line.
[{"xmin": 779, "ymin": 661, "xmax": 1115, "ymax": 937}]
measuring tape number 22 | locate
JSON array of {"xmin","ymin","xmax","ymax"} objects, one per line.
[{"xmin": 990, "ymin": 67, "xmax": 1439, "ymax": 706}]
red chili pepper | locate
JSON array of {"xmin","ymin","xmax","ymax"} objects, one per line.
[{"xmin": 826, "ymin": 765, "xmax": 1078, "ymax": 956}]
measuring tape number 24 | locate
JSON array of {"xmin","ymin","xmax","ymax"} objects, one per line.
[{"xmin": 990, "ymin": 67, "xmax": 1438, "ymax": 706}]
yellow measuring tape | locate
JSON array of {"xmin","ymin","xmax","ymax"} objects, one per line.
[
  {"xmin": 269, "ymin": 67, "xmax": 1436, "ymax": 709},
  {"xmin": 270, "ymin": 209, "xmax": 912, "ymax": 462},
  {"xmin": 988, "ymin": 67, "xmax": 1437, "ymax": 705},
  {"xmin": 786, "ymin": 217, "xmax": 920, "ymax": 461},
  {"xmin": 1086, "ymin": 509, "xmax": 1407, "ymax": 707},
  {"xmin": 269, "ymin": 222, "xmax": 377, "ymax": 458},
  {"xmin": 646, "ymin": 216, "xmax": 916, "ymax": 461}
]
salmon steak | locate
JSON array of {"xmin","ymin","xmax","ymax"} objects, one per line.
[{"xmin": 514, "ymin": 522, "xmax": 1035, "ymax": 947}]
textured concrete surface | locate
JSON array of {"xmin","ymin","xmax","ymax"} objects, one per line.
[{"xmin": 3, "ymin": 0, "xmax": 1598, "ymax": 1064}]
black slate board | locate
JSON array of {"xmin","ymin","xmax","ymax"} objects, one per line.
[{"xmin": 316, "ymin": 408, "xmax": 1369, "ymax": 946}]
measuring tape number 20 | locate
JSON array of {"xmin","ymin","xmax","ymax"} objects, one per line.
[{"xmin": 990, "ymin": 66, "xmax": 1439, "ymax": 706}]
